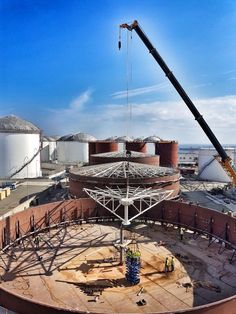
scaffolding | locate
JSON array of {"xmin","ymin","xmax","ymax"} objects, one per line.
[{"xmin": 125, "ymin": 249, "xmax": 141, "ymax": 285}]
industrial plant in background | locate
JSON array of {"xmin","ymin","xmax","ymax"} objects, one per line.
[{"xmin": 1, "ymin": 114, "xmax": 236, "ymax": 184}]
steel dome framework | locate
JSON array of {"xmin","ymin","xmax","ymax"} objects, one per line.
[
  {"xmin": 76, "ymin": 161, "xmax": 178, "ymax": 179},
  {"xmin": 84, "ymin": 185, "xmax": 174, "ymax": 225}
]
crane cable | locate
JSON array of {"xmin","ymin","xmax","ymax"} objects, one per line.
[
  {"xmin": 126, "ymin": 30, "xmax": 133, "ymax": 138},
  {"xmin": 119, "ymin": 26, "xmax": 133, "ymax": 138}
]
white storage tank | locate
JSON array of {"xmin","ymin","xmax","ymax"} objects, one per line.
[
  {"xmin": 144, "ymin": 135, "xmax": 162, "ymax": 155},
  {"xmin": 198, "ymin": 147, "xmax": 236, "ymax": 182},
  {"xmin": 57, "ymin": 132, "xmax": 97, "ymax": 164},
  {"xmin": 115, "ymin": 135, "xmax": 134, "ymax": 152},
  {"xmin": 41, "ymin": 136, "xmax": 58, "ymax": 162},
  {"xmin": 0, "ymin": 115, "xmax": 42, "ymax": 179}
]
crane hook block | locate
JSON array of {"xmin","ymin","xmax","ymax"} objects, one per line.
[{"xmin": 118, "ymin": 40, "xmax": 121, "ymax": 50}]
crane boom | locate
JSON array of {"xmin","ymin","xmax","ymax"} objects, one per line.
[{"xmin": 120, "ymin": 20, "xmax": 236, "ymax": 184}]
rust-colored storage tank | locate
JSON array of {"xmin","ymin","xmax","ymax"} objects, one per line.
[
  {"xmin": 88, "ymin": 141, "xmax": 118, "ymax": 165},
  {"xmin": 90, "ymin": 151, "xmax": 159, "ymax": 166},
  {"xmin": 126, "ymin": 142, "xmax": 147, "ymax": 153},
  {"xmin": 88, "ymin": 142, "xmax": 97, "ymax": 164},
  {"xmin": 96, "ymin": 141, "xmax": 118, "ymax": 154},
  {"xmin": 69, "ymin": 161, "xmax": 179, "ymax": 198},
  {"xmin": 155, "ymin": 141, "xmax": 178, "ymax": 168}
]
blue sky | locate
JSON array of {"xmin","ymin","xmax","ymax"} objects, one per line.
[{"xmin": 0, "ymin": 0, "xmax": 236, "ymax": 143}]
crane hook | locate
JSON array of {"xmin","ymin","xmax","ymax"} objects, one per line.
[{"xmin": 118, "ymin": 26, "xmax": 121, "ymax": 50}]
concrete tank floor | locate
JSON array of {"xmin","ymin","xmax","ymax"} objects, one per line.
[{"xmin": 1, "ymin": 222, "xmax": 236, "ymax": 313}]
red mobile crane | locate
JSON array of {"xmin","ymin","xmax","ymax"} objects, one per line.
[{"xmin": 119, "ymin": 20, "xmax": 236, "ymax": 185}]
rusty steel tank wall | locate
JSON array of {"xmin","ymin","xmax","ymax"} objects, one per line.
[
  {"xmin": 1, "ymin": 199, "xmax": 236, "ymax": 314},
  {"xmin": 96, "ymin": 141, "xmax": 118, "ymax": 154},
  {"xmin": 69, "ymin": 178, "xmax": 180, "ymax": 199},
  {"xmin": 88, "ymin": 141, "xmax": 118, "ymax": 164},
  {"xmin": 1, "ymin": 199, "xmax": 235, "ymax": 252},
  {"xmin": 126, "ymin": 142, "xmax": 147, "ymax": 153},
  {"xmin": 155, "ymin": 141, "xmax": 178, "ymax": 168},
  {"xmin": 90, "ymin": 154, "xmax": 160, "ymax": 166},
  {"xmin": 147, "ymin": 200, "xmax": 236, "ymax": 245},
  {"xmin": 69, "ymin": 169, "xmax": 179, "ymax": 198},
  {"xmin": 88, "ymin": 142, "xmax": 96, "ymax": 164}
]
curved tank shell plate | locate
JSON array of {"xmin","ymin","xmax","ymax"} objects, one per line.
[
  {"xmin": 57, "ymin": 141, "xmax": 88, "ymax": 164},
  {"xmin": 90, "ymin": 151, "xmax": 159, "ymax": 166},
  {"xmin": 155, "ymin": 141, "xmax": 178, "ymax": 168},
  {"xmin": 0, "ymin": 133, "xmax": 41, "ymax": 178}
]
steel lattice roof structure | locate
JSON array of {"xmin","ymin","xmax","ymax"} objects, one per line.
[
  {"xmin": 90, "ymin": 151, "xmax": 153, "ymax": 158},
  {"xmin": 74, "ymin": 161, "xmax": 178, "ymax": 179}
]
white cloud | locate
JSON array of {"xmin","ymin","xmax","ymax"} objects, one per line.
[
  {"xmin": 112, "ymin": 83, "xmax": 168, "ymax": 99},
  {"xmin": 223, "ymin": 70, "xmax": 236, "ymax": 75},
  {"xmin": 104, "ymin": 94, "xmax": 236, "ymax": 142},
  {"xmin": 45, "ymin": 91, "xmax": 236, "ymax": 144},
  {"xmin": 70, "ymin": 90, "xmax": 92, "ymax": 110},
  {"xmin": 45, "ymin": 89, "xmax": 94, "ymax": 135},
  {"xmin": 191, "ymin": 83, "xmax": 212, "ymax": 88}
]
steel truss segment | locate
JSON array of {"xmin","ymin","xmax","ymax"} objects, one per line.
[
  {"xmin": 87, "ymin": 188, "xmax": 121, "ymax": 201},
  {"xmin": 129, "ymin": 190, "xmax": 174, "ymax": 222},
  {"xmin": 84, "ymin": 188, "xmax": 126, "ymax": 223},
  {"xmin": 84, "ymin": 186, "xmax": 174, "ymax": 225}
]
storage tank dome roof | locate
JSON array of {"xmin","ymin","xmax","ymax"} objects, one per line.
[
  {"xmin": 43, "ymin": 135, "xmax": 57, "ymax": 141},
  {"xmin": 73, "ymin": 132, "xmax": 97, "ymax": 142},
  {"xmin": 144, "ymin": 135, "xmax": 162, "ymax": 142},
  {"xmin": 58, "ymin": 132, "xmax": 97, "ymax": 142},
  {"xmin": 115, "ymin": 135, "xmax": 134, "ymax": 142},
  {"xmin": 57, "ymin": 134, "xmax": 74, "ymax": 141},
  {"xmin": 104, "ymin": 136, "xmax": 118, "ymax": 141},
  {"xmin": 0, "ymin": 115, "xmax": 40, "ymax": 134},
  {"xmin": 134, "ymin": 137, "xmax": 144, "ymax": 142}
]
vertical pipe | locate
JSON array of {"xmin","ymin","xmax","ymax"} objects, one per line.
[
  {"xmin": 120, "ymin": 224, "xmax": 124, "ymax": 265},
  {"xmin": 124, "ymin": 204, "xmax": 129, "ymax": 225}
]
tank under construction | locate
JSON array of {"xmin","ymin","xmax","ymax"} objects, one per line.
[{"xmin": 0, "ymin": 204, "xmax": 236, "ymax": 314}]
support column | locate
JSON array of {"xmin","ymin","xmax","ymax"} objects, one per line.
[
  {"xmin": 120, "ymin": 224, "xmax": 124, "ymax": 265},
  {"xmin": 124, "ymin": 205, "xmax": 129, "ymax": 226}
]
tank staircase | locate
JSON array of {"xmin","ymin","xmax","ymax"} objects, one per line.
[{"xmin": 9, "ymin": 147, "xmax": 42, "ymax": 179}]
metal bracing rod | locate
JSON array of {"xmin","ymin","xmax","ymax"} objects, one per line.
[
  {"xmin": 229, "ymin": 249, "xmax": 236, "ymax": 264},
  {"xmin": 84, "ymin": 185, "xmax": 174, "ymax": 225},
  {"xmin": 128, "ymin": 189, "xmax": 172, "ymax": 202},
  {"xmin": 128, "ymin": 191, "xmax": 173, "ymax": 222},
  {"xmin": 84, "ymin": 189, "xmax": 126, "ymax": 223},
  {"xmin": 86, "ymin": 189, "xmax": 121, "ymax": 201},
  {"xmin": 218, "ymin": 242, "xmax": 226, "ymax": 255},
  {"xmin": 93, "ymin": 163, "xmax": 121, "ymax": 177},
  {"xmin": 1, "ymin": 216, "xmax": 236, "ymax": 270}
]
